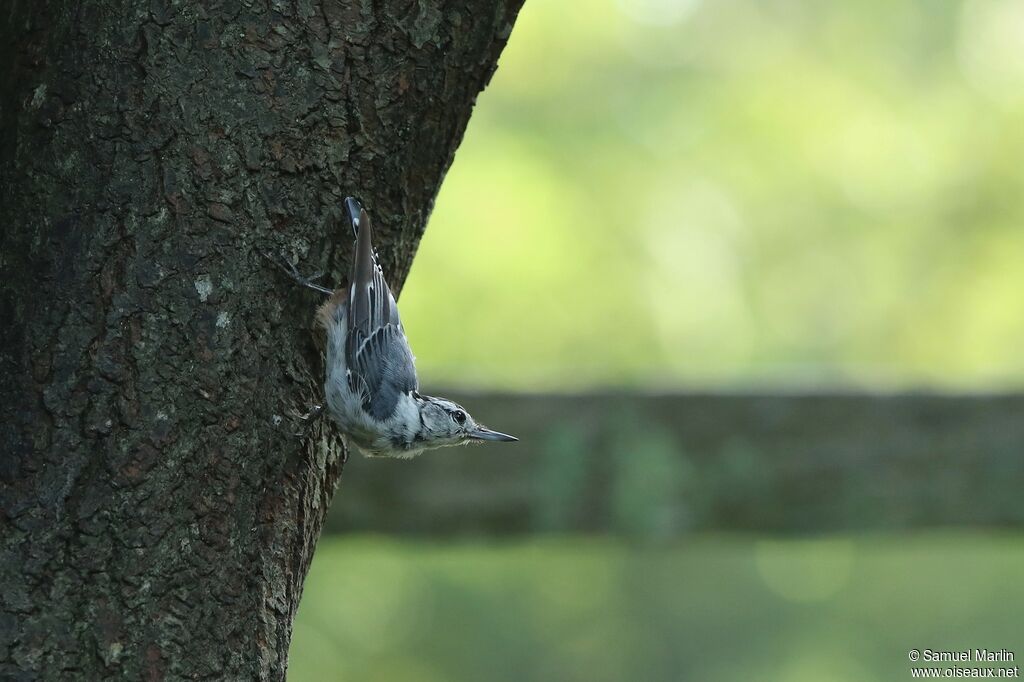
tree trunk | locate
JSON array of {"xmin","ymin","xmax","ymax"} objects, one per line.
[{"xmin": 0, "ymin": 1, "xmax": 521, "ymax": 678}]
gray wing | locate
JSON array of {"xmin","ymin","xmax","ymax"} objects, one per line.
[
  {"xmin": 344, "ymin": 199, "xmax": 419, "ymax": 420},
  {"xmin": 351, "ymin": 325, "xmax": 418, "ymax": 421}
]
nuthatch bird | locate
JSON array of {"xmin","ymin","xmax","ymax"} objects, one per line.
[{"xmin": 274, "ymin": 197, "xmax": 517, "ymax": 458}]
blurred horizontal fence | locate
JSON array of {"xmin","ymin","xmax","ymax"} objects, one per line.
[{"xmin": 326, "ymin": 391, "xmax": 1024, "ymax": 538}]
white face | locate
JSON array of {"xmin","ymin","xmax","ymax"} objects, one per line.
[{"xmin": 420, "ymin": 397, "xmax": 477, "ymax": 448}]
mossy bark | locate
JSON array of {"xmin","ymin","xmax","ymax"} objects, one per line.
[{"xmin": 0, "ymin": 0, "xmax": 521, "ymax": 678}]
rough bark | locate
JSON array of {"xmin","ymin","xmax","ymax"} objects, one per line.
[{"xmin": 0, "ymin": 0, "xmax": 521, "ymax": 678}]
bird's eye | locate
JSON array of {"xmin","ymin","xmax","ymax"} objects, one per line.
[{"xmin": 452, "ymin": 410, "xmax": 466, "ymax": 425}]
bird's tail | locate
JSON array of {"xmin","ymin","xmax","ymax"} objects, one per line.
[
  {"xmin": 344, "ymin": 197, "xmax": 362, "ymax": 239},
  {"xmin": 316, "ymin": 195, "xmax": 362, "ymax": 362}
]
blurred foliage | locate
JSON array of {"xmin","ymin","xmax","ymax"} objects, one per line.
[
  {"xmin": 324, "ymin": 392, "xmax": 1024, "ymax": 535},
  {"xmin": 609, "ymin": 413, "xmax": 693, "ymax": 539},
  {"xmin": 290, "ymin": 3, "xmax": 1024, "ymax": 678},
  {"xmin": 291, "ymin": 534, "xmax": 1024, "ymax": 682},
  {"xmin": 399, "ymin": 0, "xmax": 1024, "ymax": 390},
  {"xmin": 532, "ymin": 425, "xmax": 590, "ymax": 532}
]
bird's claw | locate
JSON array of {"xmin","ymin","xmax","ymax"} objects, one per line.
[
  {"xmin": 298, "ymin": 404, "xmax": 324, "ymax": 421},
  {"xmin": 288, "ymin": 404, "xmax": 325, "ymax": 437},
  {"xmin": 261, "ymin": 250, "xmax": 334, "ymax": 295}
]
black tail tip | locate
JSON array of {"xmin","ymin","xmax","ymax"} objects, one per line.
[
  {"xmin": 344, "ymin": 197, "xmax": 362, "ymax": 220},
  {"xmin": 344, "ymin": 197, "xmax": 363, "ymax": 238}
]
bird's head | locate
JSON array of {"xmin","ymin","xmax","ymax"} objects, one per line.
[{"xmin": 416, "ymin": 394, "xmax": 518, "ymax": 450}]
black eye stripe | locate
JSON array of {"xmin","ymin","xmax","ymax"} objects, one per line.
[{"xmin": 451, "ymin": 410, "xmax": 466, "ymax": 425}]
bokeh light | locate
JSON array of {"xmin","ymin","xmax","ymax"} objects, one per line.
[{"xmin": 398, "ymin": 0, "xmax": 1024, "ymax": 391}]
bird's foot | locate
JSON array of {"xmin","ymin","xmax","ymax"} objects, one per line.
[
  {"xmin": 287, "ymin": 403, "xmax": 325, "ymax": 437},
  {"xmin": 261, "ymin": 251, "xmax": 334, "ymax": 295},
  {"xmin": 298, "ymin": 404, "xmax": 324, "ymax": 421}
]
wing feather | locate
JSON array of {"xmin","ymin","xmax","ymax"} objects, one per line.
[{"xmin": 344, "ymin": 199, "xmax": 418, "ymax": 420}]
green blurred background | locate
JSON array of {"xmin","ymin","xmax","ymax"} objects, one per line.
[{"xmin": 291, "ymin": 0, "xmax": 1024, "ymax": 679}]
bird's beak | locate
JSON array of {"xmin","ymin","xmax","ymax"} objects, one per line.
[{"xmin": 468, "ymin": 427, "xmax": 518, "ymax": 442}]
